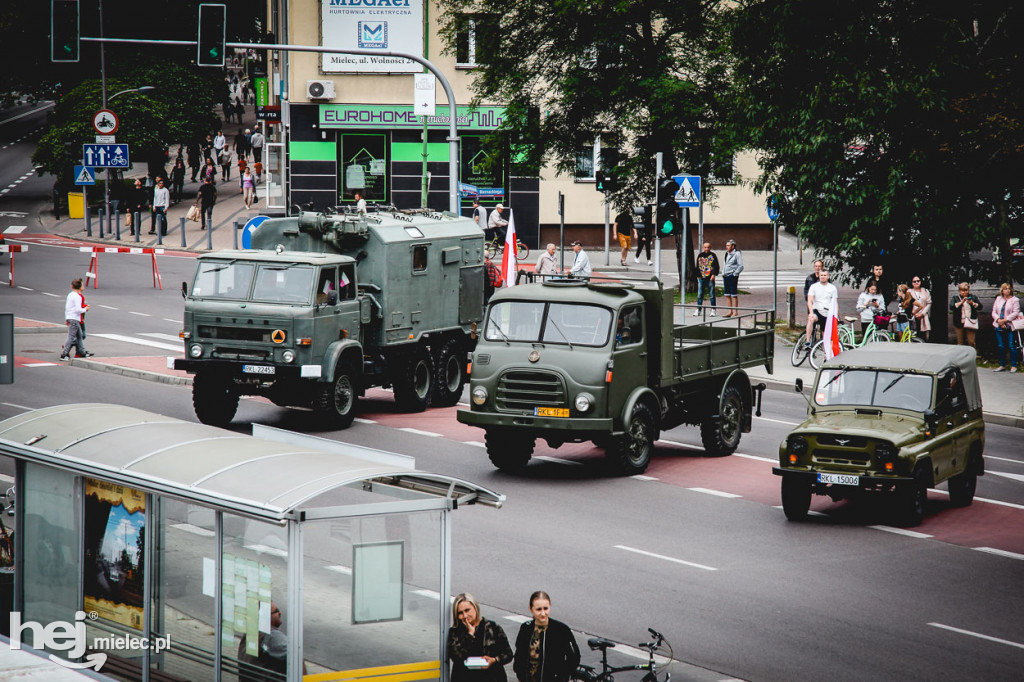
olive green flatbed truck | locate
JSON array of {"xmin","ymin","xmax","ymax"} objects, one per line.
[{"xmin": 457, "ymin": 275, "xmax": 774, "ymax": 475}]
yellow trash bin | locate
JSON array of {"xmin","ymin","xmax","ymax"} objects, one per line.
[{"xmin": 67, "ymin": 192, "xmax": 85, "ymax": 219}]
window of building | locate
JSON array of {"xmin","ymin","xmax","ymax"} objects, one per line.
[
  {"xmin": 456, "ymin": 15, "xmax": 499, "ymax": 68},
  {"xmin": 709, "ymin": 153, "xmax": 736, "ymax": 186}
]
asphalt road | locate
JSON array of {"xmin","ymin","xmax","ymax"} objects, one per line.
[{"xmin": 2, "ymin": 241, "xmax": 1023, "ymax": 681}]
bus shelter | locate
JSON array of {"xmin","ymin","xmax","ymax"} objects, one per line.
[{"xmin": 0, "ymin": 404, "xmax": 503, "ymax": 682}]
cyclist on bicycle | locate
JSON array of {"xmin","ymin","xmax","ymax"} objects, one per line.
[
  {"xmin": 487, "ymin": 204, "xmax": 509, "ymax": 243},
  {"xmin": 805, "ymin": 269, "xmax": 838, "ymax": 349}
]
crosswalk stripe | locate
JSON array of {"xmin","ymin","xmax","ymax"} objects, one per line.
[{"xmin": 91, "ymin": 333, "xmax": 184, "ymax": 352}]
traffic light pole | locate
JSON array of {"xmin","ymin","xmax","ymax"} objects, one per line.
[
  {"xmin": 603, "ymin": 190, "xmax": 610, "ymax": 266},
  {"xmin": 80, "ymin": 36, "xmax": 464, "ymax": 213},
  {"xmin": 653, "ymin": 152, "xmax": 662, "ymax": 279}
]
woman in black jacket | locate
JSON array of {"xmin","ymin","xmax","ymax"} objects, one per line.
[
  {"xmin": 513, "ymin": 591, "xmax": 580, "ymax": 682},
  {"xmin": 448, "ymin": 593, "xmax": 514, "ymax": 682}
]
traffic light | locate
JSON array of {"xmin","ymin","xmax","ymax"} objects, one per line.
[
  {"xmin": 197, "ymin": 4, "xmax": 227, "ymax": 67},
  {"xmin": 595, "ymin": 170, "xmax": 606, "ymax": 192},
  {"xmin": 596, "ymin": 148, "xmax": 620, "ymax": 192},
  {"xmin": 51, "ymin": 0, "xmax": 80, "ymax": 63},
  {"xmin": 632, "ymin": 205, "xmax": 651, "ymax": 232},
  {"xmin": 655, "ymin": 176, "xmax": 681, "ymax": 237}
]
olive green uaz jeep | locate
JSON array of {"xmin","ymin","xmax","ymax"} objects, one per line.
[{"xmin": 774, "ymin": 345, "xmax": 985, "ymax": 526}]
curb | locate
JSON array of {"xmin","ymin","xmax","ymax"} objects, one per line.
[{"xmin": 70, "ymin": 358, "xmax": 191, "ymax": 387}]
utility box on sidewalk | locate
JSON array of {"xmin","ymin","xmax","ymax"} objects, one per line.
[{"xmin": 67, "ymin": 192, "xmax": 85, "ymax": 219}]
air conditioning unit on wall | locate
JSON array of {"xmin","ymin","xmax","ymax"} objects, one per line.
[{"xmin": 306, "ymin": 80, "xmax": 336, "ymax": 100}]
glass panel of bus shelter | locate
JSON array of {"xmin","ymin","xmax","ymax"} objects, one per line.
[
  {"xmin": 148, "ymin": 498, "xmax": 218, "ymax": 680},
  {"xmin": 20, "ymin": 464, "xmax": 79, "ymax": 655},
  {"xmin": 265, "ymin": 142, "xmax": 286, "ymax": 209},
  {"xmin": 301, "ymin": 510, "xmax": 443, "ymax": 677},
  {"xmin": 220, "ymin": 513, "xmax": 290, "ymax": 682}
]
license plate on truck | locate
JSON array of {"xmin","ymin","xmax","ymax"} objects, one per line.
[
  {"xmin": 818, "ymin": 473, "xmax": 859, "ymax": 486},
  {"xmin": 534, "ymin": 407, "xmax": 569, "ymax": 417},
  {"xmin": 242, "ymin": 365, "xmax": 275, "ymax": 375}
]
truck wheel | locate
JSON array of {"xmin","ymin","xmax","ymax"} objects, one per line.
[
  {"xmin": 486, "ymin": 430, "xmax": 534, "ymax": 471},
  {"xmin": 896, "ymin": 467, "xmax": 928, "ymax": 527},
  {"xmin": 700, "ymin": 385, "xmax": 743, "ymax": 456},
  {"xmin": 605, "ymin": 403, "xmax": 656, "ymax": 475},
  {"xmin": 314, "ymin": 362, "xmax": 358, "ymax": 429},
  {"xmin": 394, "ymin": 346, "xmax": 433, "ymax": 412},
  {"xmin": 947, "ymin": 463, "xmax": 978, "ymax": 508},
  {"xmin": 781, "ymin": 476, "xmax": 812, "ymax": 521},
  {"xmin": 192, "ymin": 371, "xmax": 239, "ymax": 427},
  {"xmin": 429, "ymin": 338, "xmax": 465, "ymax": 408}
]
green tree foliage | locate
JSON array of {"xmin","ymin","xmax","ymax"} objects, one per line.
[
  {"xmin": 729, "ymin": 1, "xmax": 1024, "ymax": 324},
  {"xmin": 33, "ymin": 61, "xmax": 219, "ymax": 185},
  {"xmin": 436, "ymin": 0, "xmax": 739, "ymax": 207}
]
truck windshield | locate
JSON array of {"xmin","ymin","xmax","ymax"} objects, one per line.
[
  {"xmin": 814, "ymin": 369, "xmax": 933, "ymax": 412},
  {"xmin": 252, "ymin": 265, "xmax": 315, "ymax": 303},
  {"xmin": 191, "ymin": 261, "xmax": 255, "ymax": 300},
  {"xmin": 485, "ymin": 301, "xmax": 612, "ymax": 347}
]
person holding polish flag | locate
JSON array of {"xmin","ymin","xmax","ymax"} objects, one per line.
[
  {"xmin": 500, "ymin": 207, "xmax": 518, "ymax": 287},
  {"xmin": 807, "ymin": 268, "xmax": 841, "ymax": 359}
]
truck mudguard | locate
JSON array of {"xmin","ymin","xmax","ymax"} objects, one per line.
[
  {"xmin": 322, "ymin": 339, "xmax": 364, "ymax": 383},
  {"xmin": 622, "ymin": 386, "xmax": 660, "ymax": 432}
]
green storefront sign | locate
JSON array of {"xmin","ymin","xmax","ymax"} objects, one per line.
[{"xmin": 319, "ymin": 105, "xmax": 506, "ymax": 130}]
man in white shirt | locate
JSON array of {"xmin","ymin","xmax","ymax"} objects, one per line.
[
  {"xmin": 150, "ymin": 177, "xmax": 170, "ymax": 235},
  {"xmin": 250, "ymin": 129, "xmax": 265, "ymax": 163},
  {"xmin": 805, "ymin": 269, "xmax": 838, "ymax": 348},
  {"xmin": 569, "ymin": 241, "xmax": 592, "ymax": 278},
  {"xmin": 535, "ymin": 243, "xmax": 559, "ymax": 276},
  {"xmin": 213, "ymin": 130, "xmax": 228, "ymax": 180},
  {"xmin": 472, "ymin": 199, "xmax": 487, "ymax": 232},
  {"xmin": 354, "ymin": 191, "xmax": 367, "ymax": 215},
  {"xmin": 60, "ymin": 278, "xmax": 92, "ymax": 360},
  {"xmin": 487, "ymin": 204, "xmax": 509, "ymax": 243}
]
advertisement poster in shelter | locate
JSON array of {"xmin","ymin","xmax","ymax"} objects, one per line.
[{"xmin": 84, "ymin": 478, "xmax": 146, "ymax": 630}]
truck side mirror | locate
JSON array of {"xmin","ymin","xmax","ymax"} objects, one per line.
[
  {"xmin": 924, "ymin": 409, "xmax": 938, "ymax": 428},
  {"xmin": 181, "ymin": 281, "xmax": 188, "ymax": 299},
  {"xmin": 327, "ymin": 290, "xmax": 338, "ymax": 306},
  {"xmin": 795, "ymin": 378, "xmax": 803, "ymax": 393}
]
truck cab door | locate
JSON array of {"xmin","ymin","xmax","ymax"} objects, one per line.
[
  {"xmin": 935, "ymin": 369, "xmax": 969, "ymax": 478},
  {"xmin": 607, "ymin": 304, "xmax": 647, "ymax": 415},
  {"xmin": 314, "ymin": 265, "xmax": 361, "ymax": 348}
]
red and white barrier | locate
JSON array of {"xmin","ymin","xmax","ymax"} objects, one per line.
[
  {"xmin": 79, "ymin": 246, "xmax": 164, "ymax": 289},
  {"xmin": 0, "ymin": 244, "xmax": 28, "ymax": 287}
]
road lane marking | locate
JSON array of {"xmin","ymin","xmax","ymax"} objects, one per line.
[
  {"xmin": 412, "ymin": 589, "xmax": 441, "ymax": 600},
  {"xmin": 399, "ymin": 427, "xmax": 441, "ymax": 437},
  {"xmin": 973, "ymin": 547, "xmax": 1024, "ymax": 561},
  {"xmin": 162, "ymin": 318, "xmax": 179, "ymax": 323},
  {"xmin": 989, "ymin": 471, "xmax": 1024, "ymax": 483},
  {"xmin": 3, "ymin": 226, "xmax": 27, "ymax": 234},
  {"xmin": 243, "ymin": 543, "xmax": 287, "ymax": 558},
  {"xmin": 929, "ymin": 488, "xmax": 1024, "ymax": 510},
  {"xmin": 325, "ymin": 565, "xmax": 352, "ymax": 575},
  {"xmin": 91, "ymin": 333, "xmax": 185, "ymax": 352},
  {"xmin": 99, "ymin": 305, "xmax": 119, "ymax": 310},
  {"xmin": 659, "ymin": 439, "xmax": 703, "ymax": 450},
  {"xmin": 462, "ymin": 441, "xmax": 485, "ymax": 447},
  {"xmin": 130, "ymin": 311, "xmax": 152, "ymax": 317},
  {"xmin": 869, "ymin": 525, "xmax": 932, "ymax": 539},
  {"xmin": 984, "ymin": 455, "xmax": 1023, "ymax": 464},
  {"xmin": 688, "ymin": 488, "xmax": 741, "ymax": 499},
  {"xmin": 1, "ymin": 403, "xmax": 33, "ymax": 411},
  {"xmin": 504, "ymin": 615, "xmax": 531, "ymax": 624},
  {"xmin": 141, "ymin": 333, "xmax": 184, "ymax": 342},
  {"xmin": 614, "ymin": 545, "xmax": 717, "ymax": 571},
  {"xmin": 632, "ymin": 475, "xmax": 659, "ymax": 481},
  {"xmin": 24, "ymin": 362, "xmax": 58, "ymax": 367},
  {"xmin": 534, "ymin": 455, "xmax": 582, "ymax": 466},
  {"xmin": 170, "ymin": 523, "xmax": 215, "ymax": 537},
  {"xmin": 928, "ymin": 623, "xmax": 1024, "ymax": 650},
  {"xmin": 732, "ymin": 452, "xmax": 777, "ymax": 463},
  {"xmin": 754, "ymin": 416, "xmax": 801, "ymax": 426},
  {"xmin": 41, "ymin": 292, "xmax": 60, "ymax": 298}
]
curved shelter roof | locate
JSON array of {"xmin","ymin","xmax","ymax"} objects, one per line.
[{"xmin": 0, "ymin": 403, "xmax": 503, "ymax": 522}]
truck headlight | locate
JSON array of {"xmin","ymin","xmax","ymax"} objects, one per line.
[
  {"xmin": 875, "ymin": 442, "xmax": 899, "ymax": 471},
  {"xmin": 574, "ymin": 393, "xmax": 594, "ymax": 413},
  {"xmin": 189, "ymin": 344, "xmax": 203, "ymax": 358},
  {"xmin": 786, "ymin": 435, "xmax": 808, "ymax": 463},
  {"xmin": 471, "ymin": 386, "xmax": 488, "ymax": 406},
  {"xmin": 282, "ymin": 350, "xmax": 295, "ymax": 363}
]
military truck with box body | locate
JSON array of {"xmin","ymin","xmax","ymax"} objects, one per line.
[
  {"xmin": 774, "ymin": 344, "xmax": 985, "ymax": 526},
  {"xmin": 456, "ymin": 275, "xmax": 774, "ymax": 475},
  {"xmin": 175, "ymin": 209, "xmax": 484, "ymax": 427}
]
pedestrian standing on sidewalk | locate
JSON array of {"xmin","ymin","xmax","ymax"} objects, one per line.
[
  {"xmin": 949, "ymin": 282, "xmax": 982, "ymax": 348},
  {"xmin": 694, "ymin": 242, "xmax": 720, "ymax": 316},
  {"xmin": 614, "ymin": 209, "xmax": 632, "ymax": 266},
  {"xmin": 150, "ymin": 178, "xmax": 170, "ymax": 235},
  {"xmin": 213, "ymin": 130, "xmax": 228, "ymax": 180},
  {"xmin": 170, "ymin": 159, "xmax": 186, "ymax": 203},
  {"xmin": 991, "ymin": 283, "xmax": 1022, "ymax": 372},
  {"xmin": 909, "ymin": 275, "xmax": 932, "ymax": 341},
  {"xmin": 60, "ymin": 278, "xmax": 92, "ymax": 360},
  {"xmin": 721, "ymin": 239, "xmax": 744, "ymax": 317},
  {"xmin": 447, "ymin": 593, "xmax": 513, "ymax": 682},
  {"xmin": 201, "ymin": 158, "xmax": 217, "ymax": 185},
  {"xmin": 633, "ymin": 218, "xmax": 651, "ymax": 265},
  {"xmin": 253, "ymin": 161, "xmax": 263, "ymax": 185},
  {"xmin": 355, "ymin": 191, "xmax": 367, "ymax": 215},
  {"xmin": 235, "ymin": 128, "xmax": 250, "ymax": 162},
  {"xmin": 198, "ymin": 177, "xmax": 218, "ymax": 231},
  {"xmin": 568, "ymin": 241, "xmax": 591, "ymax": 278},
  {"xmin": 250, "ymin": 128, "xmax": 265, "ymax": 163},
  {"xmin": 241, "ymin": 168, "xmax": 255, "ymax": 209},
  {"xmin": 513, "ymin": 591, "xmax": 579, "ymax": 682},
  {"xmin": 535, "ymin": 243, "xmax": 559, "ymax": 276},
  {"xmin": 187, "ymin": 141, "xmax": 201, "ymax": 182}
]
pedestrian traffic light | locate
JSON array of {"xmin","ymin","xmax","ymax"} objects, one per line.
[
  {"xmin": 51, "ymin": 0, "xmax": 80, "ymax": 63},
  {"xmin": 197, "ymin": 4, "xmax": 227, "ymax": 67},
  {"xmin": 632, "ymin": 205, "xmax": 651, "ymax": 231},
  {"xmin": 595, "ymin": 171, "xmax": 606, "ymax": 192},
  {"xmin": 655, "ymin": 176, "xmax": 681, "ymax": 237}
]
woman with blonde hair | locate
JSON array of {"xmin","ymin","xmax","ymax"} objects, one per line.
[
  {"xmin": 949, "ymin": 282, "xmax": 982, "ymax": 348},
  {"xmin": 991, "ymin": 282, "xmax": 1023, "ymax": 372},
  {"xmin": 448, "ymin": 593, "xmax": 514, "ymax": 682}
]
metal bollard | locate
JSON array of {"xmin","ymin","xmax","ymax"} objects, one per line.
[
  {"xmin": 156, "ymin": 219, "xmax": 163, "ymax": 246},
  {"xmin": 207, "ymin": 220, "xmax": 213, "ymax": 250},
  {"xmin": 114, "ymin": 210, "xmax": 121, "ymax": 241},
  {"xmin": 85, "ymin": 205, "xmax": 92, "ymax": 237},
  {"xmin": 134, "ymin": 212, "xmax": 141, "ymax": 243},
  {"xmin": 180, "ymin": 217, "xmax": 187, "ymax": 248},
  {"xmin": 98, "ymin": 208, "xmax": 105, "ymax": 238},
  {"xmin": 787, "ymin": 287, "xmax": 796, "ymax": 329}
]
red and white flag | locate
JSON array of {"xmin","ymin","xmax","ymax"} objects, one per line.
[
  {"xmin": 501, "ymin": 209, "xmax": 517, "ymax": 287},
  {"xmin": 823, "ymin": 299, "xmax": 841, "ymax": 359}
]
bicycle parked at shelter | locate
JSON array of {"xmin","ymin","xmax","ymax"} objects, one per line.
[
  {"xmin": 0, "ymin": 486, "xmax": 15, "ymax": 567},
  {"xmin": 573, "ymin": 628, "xmax": 672, "ymax": 682},
  {"xmin": 484, "ymin": 235, "xmax": 529, "ymax": 261}
]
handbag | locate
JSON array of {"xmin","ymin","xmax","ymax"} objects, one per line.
[
  {"xmin": 124, "ymin": 213, "xmax": 132, "ymax": 228},
  {"xmin": 963, "ymin": 315, "xmax": 978, "ymax": 330},
  {"xmin": 873, "ymin": 314, "xmax": 891, "ymax": 327},
  {"xmin": 186, "ymin": 202, "xmax": 201, "ymax": 222},
  {"xmin": 1012, "ymin": 317, "xmax": 1024, "ymax": 331}
]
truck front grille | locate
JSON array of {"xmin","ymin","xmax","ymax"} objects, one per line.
[
  {"xmin": 199, "ymin": 325, "xmax": 278, "ymax": 343},
  {"xmin": 212, "ymin": 347, "xmax": 272, "ymax": 362},
  {"xmin": 813, "ymin": 449, "xmax": 871, "ymax": 464},
  {"xmin": 496, "ymin": 370, "xmax": 567, "ymax": 411}
]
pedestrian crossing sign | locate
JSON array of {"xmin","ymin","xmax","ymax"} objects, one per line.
[
  {"xmin": 74, "ymin": 165, "xmax": 96, "ymax": 186},
  {"xmin": 672, "ymin": 175, "xmax": 701, "ymax": 207}
]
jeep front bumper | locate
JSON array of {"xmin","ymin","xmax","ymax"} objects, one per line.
[{"xmin": 457, "ymin": 409, "xmax": 614, "ymax": 435}]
